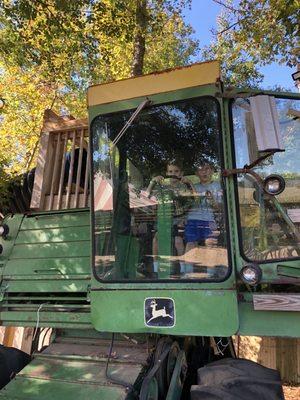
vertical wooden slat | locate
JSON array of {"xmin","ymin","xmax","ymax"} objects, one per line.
[
  {"xmin": 66, "ymin": 131, "xmax": 76, "ymax": 208},
  {"xmin": 3, "ymin": 326, "xmax": 16, "ymax": 347},
  {"xmin": 48, "ymin": 132, "xmax": 62, "ymax": 210},
  {"xmin": 21, "ymin": 327, "xmax": 34, "ymax": 354},
  {"xmin": 276, "ymin": 338, "xmax": 300, "ymax": 383},
  {"xmin": 57, "ymin": 132, "xmax": 69, "ymax": 210},
  {"xmin": 30, "ymin": 132, "xmax": 51, "ymax": 210},
  {"xmin": 258, "ymin": 337, "xmax": 276, "ymax": 369},
  {"xmin": 83, "ymin": 143, "xmax": 90, "ymax": 207},
  {"xmin": 74, "ymin": 129, "xmax": 85, "ymax": 208}
]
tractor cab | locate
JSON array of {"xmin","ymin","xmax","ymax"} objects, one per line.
[{"xmin": 89, "ymin": 61, "xmax": 300, "ymax": 338}]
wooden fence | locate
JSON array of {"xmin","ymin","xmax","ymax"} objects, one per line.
[{"xmin": 30, "ymin": 110, "xmax": 89, "ymax": 211}]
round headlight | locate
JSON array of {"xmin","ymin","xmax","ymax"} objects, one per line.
[
  {"xmin": 240, "ymin": 264, "xmax": 262, "ymax": 286},
  {"xmin": 263, "ymin": 174, "xmax": 285, "ymax": 196}
]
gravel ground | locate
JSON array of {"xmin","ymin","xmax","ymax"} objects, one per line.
[{"xmin": 283, "ymin": 385, "xmax": 300, "ymax": 400}]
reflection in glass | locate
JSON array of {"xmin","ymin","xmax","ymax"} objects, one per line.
[
  {"xmin": 92, "ymin": 98, "xmax": 228, "ymax": 281},
  {"xmin": 232, "ymin": 97, "xmax": 300, "ymax": 261}
]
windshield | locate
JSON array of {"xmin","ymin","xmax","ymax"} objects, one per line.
[
  {"xmin": 232, "ymin": 96, "xmax": 300, "ymax": 261},
  {"xmin": 91, "ymin": 97, "xmax": 229, "ymax": 281}
]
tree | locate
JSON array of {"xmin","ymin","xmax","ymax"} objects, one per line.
[
  {"xmin": 203, "ymin": 0, "xmax": 299, "ymax": 86},
  {"xmin": 0, "ymin": 0, "xmax": 198, "ymax": 175}
]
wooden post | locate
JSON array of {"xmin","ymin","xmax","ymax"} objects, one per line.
[
  {"xmin": 258, "ymin": 337, "xmax": 277, "ymax": 369},
  {"xmin": 276, "ymin": 338, "xmax": 300, "ymax": 383},
  {"xmin": 3, "ymin": 326, "xmax": 16, "ymax": 347}
]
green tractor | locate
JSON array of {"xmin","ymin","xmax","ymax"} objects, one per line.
[{"xmin": 0, "ymin": 61, "xmax": 300, "ymax": 399}]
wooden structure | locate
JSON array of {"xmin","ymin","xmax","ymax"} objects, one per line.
[
  {"xmin": 30, "ymin": 110, "xmax": 89, "ymax": 211},
  {"xmin": 259, "ymin": 337, "xmax": 300, "ymax": 383},
  {"xmin": 235, "ymin": 336, "xmax": 300, "ymax": 384}
]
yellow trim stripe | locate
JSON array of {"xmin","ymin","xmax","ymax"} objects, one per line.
[{"xmin": 88, "ymin": 61, "xmax": 220, "ymax": 107}]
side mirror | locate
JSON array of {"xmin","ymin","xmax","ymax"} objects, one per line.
[{"xmin": 249, "ymin": 95, "xmax": 284, "ymax": 153}]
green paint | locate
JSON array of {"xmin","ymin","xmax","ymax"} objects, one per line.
[
  {"xmin": 157, "ymin": 201, "xmax": 172, "ymax": 278},
  {"xmin": 238, "ymin": 301, "xmax": 300, "ymax": 337},
  {"xmin": 0, "ymin": 333, "xmax": 148, "ymax": 400},
  {"xmin": 277, "ymin": 264, "xmax": 300, "ymax": 278},
  {"xmin": 16, "ymin": 225, "xmax": 90, "ymax": 244},
  {"xmin": 166, "ymin": 351, "xmax": 186, "ymax": 400},
  {"xmin": 91, "ymin": 289, "xmax": 238, "ymax": 336},
  {"xmin": 88, "ymin": 84, "xmax": 218, "ymax": 122},
  {"xmin": 4, "ymin": 257, "xmax": 90, "ymax": 276}
]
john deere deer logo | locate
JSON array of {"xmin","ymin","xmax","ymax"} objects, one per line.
[{"xmin": 144, "ymin": 298, "xmax": 175, "ymax": 328}]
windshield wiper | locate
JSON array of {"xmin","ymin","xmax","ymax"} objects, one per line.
[{"xmin": 112, "ymin": 98, "xmax": 152, "ymax": 146}]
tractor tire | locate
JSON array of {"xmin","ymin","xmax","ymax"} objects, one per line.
[
  {"xmin": 190, "ymin": 358, "xmax": 284, "ymax": 400},
  {"xmin": 0, "ymin": 345, "xmax": 31, "ymax": 389}
]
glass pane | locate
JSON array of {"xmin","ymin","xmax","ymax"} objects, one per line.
[
  {"xmin": 232, "ymin": 97, "xmax": 300, "ymax": 261},
  {"xmin": 92, "ymin": 97, "xmax": 228, "ymax": 281}
]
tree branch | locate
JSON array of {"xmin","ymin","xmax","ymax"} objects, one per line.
[{"xmin": 212, "ymin": 0, "xmax": 239, "ymax": 13}]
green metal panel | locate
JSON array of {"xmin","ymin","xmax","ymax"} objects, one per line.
[
  {"xmin": 89, "ymin": 84, "xmax": 218, "ymax": 121},
  {"xmin": 3, "ymin": 257, "xmax": 90, "ymax": 276},
  {"xmin": 1, "ymin": 279, "xmax": 89, "ymax": 293},
  {"xmin": 0, "ymin": 215, "xmax": 24, "ymax": 264},
  {"xmin": 91, "ymin": 289, "xmax": 238, "ymax": 336},
  {"xmin": 10, "ymin": 242, "xmax": 90, "ymax": 259},
  {"xmin": 0, "ymin": 333, "xmax": 148, "ymax": 399},
  {"xmin": 0, "ymin": 378, "xmax": 127, "ymax": 400},
  {"xmin": 15, "ymin": 226, "xmax": 89, "ymax": 244},
  {"xmin": 157, "ymin": 202, "xmax": 173, "ymax": 278},
  {"xmin": 20, "ymin": 209, "xmax": 90, "ymax": 230},
  {"xmin": 238, "ymin": 301, "xmax": 300, "ymax": 337},
  {"xmin": 0, "ymin": 210, "xmax": 92, "ymax": 328},
  {"xmin": 1, "ymin": 310, "xmax": 91, "ymax": 328},
  {"xmin": 89, "ymin": 84, "xmax": 239, "ymax": 336}
]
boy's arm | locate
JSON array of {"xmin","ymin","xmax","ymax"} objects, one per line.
[{"xmin": 146, "ymin": 176, "xmax": 164, "ymax": 195}]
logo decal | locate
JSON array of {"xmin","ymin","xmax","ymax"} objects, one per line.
[{"xmin": 144, "ymin": 297, "xmax": 175, "ymax": 328}]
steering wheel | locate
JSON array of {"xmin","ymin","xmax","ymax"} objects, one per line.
[{"xmin": 149, "ymin": 175, "xmax": 194, "ymax": 195}]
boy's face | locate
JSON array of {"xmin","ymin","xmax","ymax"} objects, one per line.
[
  {"xmin": 166, "ymin": 164, "xmax": 182, "ymax": 178},
  {"xmin": 196, "ymin": 164, "xmax": 213, "ymax": 183}
]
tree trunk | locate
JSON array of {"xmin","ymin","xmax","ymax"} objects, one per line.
[{"xmin": 131, "ymin": 0, "xmax": 147, "ymax": 77}]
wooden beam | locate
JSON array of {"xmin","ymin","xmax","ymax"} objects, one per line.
[
  {"xmin": 3, "ymin": 326, "xmax": 16, "ymax": 347},
  {"xmin": 253, "ymin": 294, "xmax": 300, "ymax": 311}
]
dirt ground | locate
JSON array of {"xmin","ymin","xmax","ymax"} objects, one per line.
[{"xmin": 283, "ymin": 385, "xmax": 300, "ymax": 400}]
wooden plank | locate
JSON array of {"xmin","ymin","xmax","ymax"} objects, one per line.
[
  {"xmin": 83, "ymin": 150, "xmax": 90, "ymax": 207},
  {"xmin": 258, "ymin": 337, "xmax": 276, "ymax": 369},
  {"xmin": 30, "ymin": 132, "xmax": 51, "ymax": 209},
  {"xmin": 45, "ymin": 118, "xmax": 88, "ymax": 132},
  {"xmin": 253, "ymin": 294, "xmax": 300, "ymax": 311},
  {"xmin": 276, "ymin": 338, "xmax": 300, "ymax": 383},
  {"xmin": 49, "ymin": 132, "xmax": 62, "ymax": 210},
  {"xmin": 298, "ymin": 338, "xmax": 300, "ymax": 382},
  {"xmin": 66, "ymin": 131, "xmax": 76, "ymax": 208},
  {"xmin": 57, "ymin": 132, "xmax": 69, "ymax": 210},
  {"xmin": 3, "ymin": 326, "xmax": 16, "ymax": 347},
  {"xmin": 21, "ymin": 327, "xmax": 34, "ymax": 354},
  {"xmin": 75, "ymin": 130, "xmax": 85, "ymax": 208},
  {"xmin": 45, "ymin": 193, "xmax": 89, "ymax": 211}
]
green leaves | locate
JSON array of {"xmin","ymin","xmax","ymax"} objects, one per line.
[
  {"xmin": 205, "ymin": 0, "xmax": 299, "ymax": 86},
  {"xmin": 0, "ymin": 0, "xmax": 198, "ymax": 176}
]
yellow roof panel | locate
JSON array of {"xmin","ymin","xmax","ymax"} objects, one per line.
[{"xmin": 88, "ymin": 61, "xmax": 220, "ymax": 107}]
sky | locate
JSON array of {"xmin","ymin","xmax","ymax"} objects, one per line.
[{"xmin": 184, "ymin": 0, "xmax": 297, "ymax": 92}]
